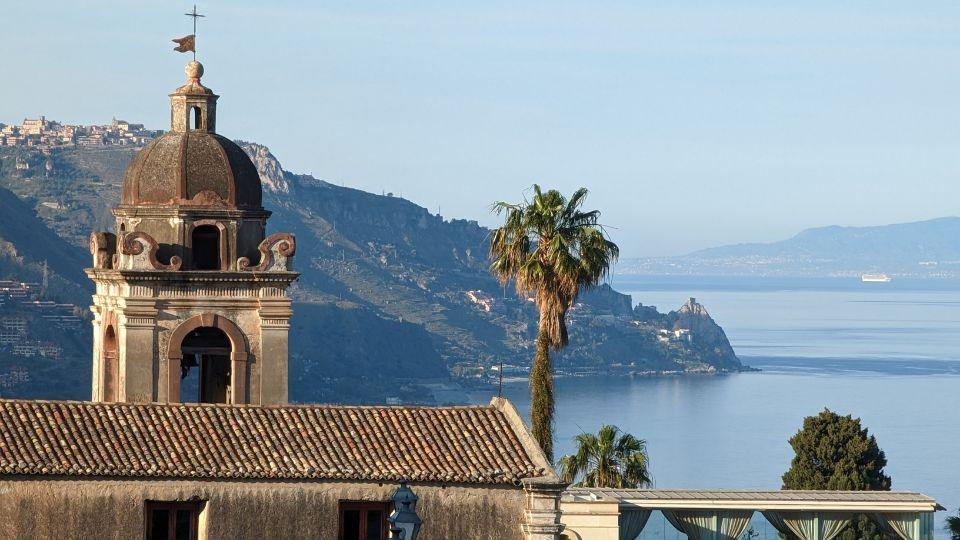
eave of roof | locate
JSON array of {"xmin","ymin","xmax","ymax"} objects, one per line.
[{"xmin": 563, "ymin": 488, "xmax": 944, "ymax": 512}]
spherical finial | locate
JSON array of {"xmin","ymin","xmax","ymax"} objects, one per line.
[{"xmin": 185, "ymin": 60, "xmax": 204, "ymax": 81}]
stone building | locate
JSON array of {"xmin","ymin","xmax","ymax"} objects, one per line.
[{"xmin": 0, "ymin": 60, "xmax": 567, "ymax": 539}]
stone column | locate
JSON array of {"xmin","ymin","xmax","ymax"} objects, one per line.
[
  {"xmin": 522, "ymin": 479, "xmax": 567, "ymax": 540},
  {"xmin": 90, "ymin": 304, "xmax": 104, "ymax": 401}
]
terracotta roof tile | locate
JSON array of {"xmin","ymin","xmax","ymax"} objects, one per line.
[{"xmin": 0, "ymin": 399, "xmax": 546, "ymax": 484}]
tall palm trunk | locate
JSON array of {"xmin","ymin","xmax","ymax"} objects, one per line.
[{"xmin": 530, "ymin": 326, "xmax": 555, "ymax": 462}]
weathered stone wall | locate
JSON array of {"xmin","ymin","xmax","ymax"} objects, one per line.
[{"xmin": 0, "ymin": 478, "xmax": 526, "ymax": 540}]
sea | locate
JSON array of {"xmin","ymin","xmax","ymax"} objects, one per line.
[{"xmin": 471, "ymin": 276, "xmax": 960, "ymax": 539}]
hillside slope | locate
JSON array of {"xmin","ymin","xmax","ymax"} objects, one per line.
[
  {"xmin": 0, "ymin": 185, "xmax": 88, "ymax": 296},
  {"xmin": 0, "ymin": 184, "xmax": 92, "ymax": 399},
  {"xmin": 0, "ymin": 143, "xmax": 743, "ymax": 402}
]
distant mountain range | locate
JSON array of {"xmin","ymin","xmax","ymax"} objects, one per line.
[
  {"xmin": 619, "ymin": 218, "xmax": 960, "ymax": 277},
  {"xmin": 0, "ymin": 138, "xmax": 742, "ymax": 403}
]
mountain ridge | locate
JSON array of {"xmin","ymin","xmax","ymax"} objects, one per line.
[{"xmin": 620, "ymin": 216, "xmax": 960, "ymax": 277}]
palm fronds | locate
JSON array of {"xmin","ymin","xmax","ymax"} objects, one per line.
[{"xmin": 559, "ymin": 425, "xmax": 652, "ymax": 488}]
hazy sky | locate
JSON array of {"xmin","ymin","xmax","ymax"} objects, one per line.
[{"xmin": 3, "ymin": 1, "xmax": 959, "ymax": 257}]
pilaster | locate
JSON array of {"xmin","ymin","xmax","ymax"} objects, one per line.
[
  {"xmin": 258, "ymin": 287, "xmax": 292, "ymax": 405},
  {"xmin": 117, "ymin": 297, "xmax": 159, "ymax": 402},
  {"xmin": 522, "ymin": 479, "xmax": 567, "ymax": 540}
]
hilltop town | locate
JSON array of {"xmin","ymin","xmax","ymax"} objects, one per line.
[{"xmin": 0, "ymin": 116, "xmax": 160, "ymax": 150}]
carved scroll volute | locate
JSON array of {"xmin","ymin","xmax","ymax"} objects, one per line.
[
  {"xmin": 89, "ymin": 232, "xmax": 117, "ymax": 269},
  {"xmin": 238, "ymin": 233, "xmax": 296, "ymax": 272},
  {"xmin": 116, "ymin": 232, "xmax": 182, "ymax": 271}
]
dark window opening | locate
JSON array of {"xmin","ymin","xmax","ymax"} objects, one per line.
[
  {"xmin": 146, "ymin": 501, "xmax": 203, "ymax": 540},
  {"xmin": 338, "ymin": 501, "xmax": 389, "ymax": 540},
  {"xmin": 191, "ymin": 225, "xmax": 220, "ymax": 270},
  {"xmin": 180, "ymin": 327, "xmax": 231, "ymax": 404},
  {"xmin": 103, "ymin": 325, "xmax": 118, "ymax": 402},
  {"xmin": 190, "ymin": 106, "xmax": 202, "ymax": 130}
]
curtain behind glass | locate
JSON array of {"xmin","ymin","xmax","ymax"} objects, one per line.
[
  {"xmin": 873, "ymin": 512, "xmax": 920, "ymax": 540},
  {"xmin": 662, "ymin": 509, "xmax": 754, "ymax": 540},
  {"xmin": 619, "ymin": 508, "xmax": 652, "ymax": 540},
  {"xmin": 761, "ymin": 511, "xmax": 851, "ymax": 540}
]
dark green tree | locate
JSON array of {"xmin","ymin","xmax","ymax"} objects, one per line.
[
  {"xmin": 489, "ymin": 185, "xmax": 618, "ymax": 461},
  {"xmin": 558, "ymin": 425, "xmax": 651, "ymax": 488},
  {"xmin": 946, "ymin": 508, "xmax": 960, "ymax": 540},
  {"xmin": 781, "ymin": 408, "xmax": 891, "ymax": 540}
]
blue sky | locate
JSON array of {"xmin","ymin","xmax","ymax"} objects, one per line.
[{"xmin": 3, "ymin": 1, "xmax": 959, "ymax": 257}]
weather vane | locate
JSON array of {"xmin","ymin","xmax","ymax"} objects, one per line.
[{"xmin": 172, "ymin": 5, "xmax": 204, "ymax": 60}]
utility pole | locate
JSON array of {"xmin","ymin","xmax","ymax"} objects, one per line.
[
  {"xmin": 41, "ymin": 260, "xmax": 49, "ymax": 296},
  {"xmin": 497, "ymin": 359, "xmax": 503, "ymax": 398}
]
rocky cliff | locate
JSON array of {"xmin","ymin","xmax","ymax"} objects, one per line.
[{"xmin": 667, "ymin": 298, "xmax": 741, "ymax": 371}]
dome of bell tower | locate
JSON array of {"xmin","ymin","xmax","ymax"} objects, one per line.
[
  {"xmin": 119, "ymin": 61, "xmax": 262, "ymax": 209},
  {"xmin": 120, "ymin": 132, "xmax": 262, "ymax": 208}
]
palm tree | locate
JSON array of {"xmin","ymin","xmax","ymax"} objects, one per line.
[
  {"xmin": 490, "ymin": 185, "xmax": 619, "ymax": 461},
  {"xmin": 946, "ymin": 508, "xmax": 960, "ymax": 540},
  {"xmin": 558, "ymin": 424, "xmax": 651, "ymax": 488}
]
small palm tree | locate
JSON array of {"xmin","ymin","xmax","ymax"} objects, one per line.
[
  {"xmin": 558, "ymin": 424, "xmax": 652, "ymax": 488},
  {"xmin": 946, "ymin": 508, "xmax": 960, "ymax": 540},
  {"xmin": 490, "ymin": 185, "xmax": 619, "ymax": 461}
]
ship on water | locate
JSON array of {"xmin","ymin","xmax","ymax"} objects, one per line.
[{"xmin": 861, "ymin": 273, "xmax": 892, "ymax": 283}]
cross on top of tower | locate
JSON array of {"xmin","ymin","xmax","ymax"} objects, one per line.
[
  {"xmin": 184, "ymin": 5, "xmax": 204, "ymax": 59},
  {"xmin": 185, "ymin": 5, "xmax": 204, "ymax": 34}
]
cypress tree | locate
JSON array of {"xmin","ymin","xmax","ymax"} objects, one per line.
[{"xmin": 781, "ymin": 408, "xmax": 891, "ymax": 540}]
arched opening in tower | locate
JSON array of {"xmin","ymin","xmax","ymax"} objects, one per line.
[
  {"xmin": 102, "ymin": 325, "xmax": 118, "ymax": 402},
  {"xmin": 179, "ymin": 326, "xmax": 232, "ymax": 404},
  {"xmin": 190, "ymin": 106, "xmax": 202, "ymax": 130},
  {"xmin": 192, "ymin": 225, "xmax": 221, "ymax": 270}
]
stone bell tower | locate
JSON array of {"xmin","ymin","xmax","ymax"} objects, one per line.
[{"xmin": 86, "ymin": 60, "xmax": 298, "ymax": 405}]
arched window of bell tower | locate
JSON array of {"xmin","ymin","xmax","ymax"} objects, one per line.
[
  {"xmin": 102, "ymin": 325, "xmax": 119, "ymax": 402},
  {"xmin": 192, "ymin": 224, "xmax": 221, "ymax": 270},
  {"xmin": 179, "ymin": 326, "xmax": 232, "ymax": 404},
  {"xmin": 190, "ymin": 106, "xmax": 202, "ymax": 130}
]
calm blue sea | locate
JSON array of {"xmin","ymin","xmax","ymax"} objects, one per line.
[{"xmin": 472, "ymin": 276, "xmax": 960, "ymax": 539}]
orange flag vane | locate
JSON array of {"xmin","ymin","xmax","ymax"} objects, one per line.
[
  {"xmin": 172, "ymin": 35, "xmax": 195, "ymax": 54},
  {"xmin": 173, "ymin": 5, "xmax": 204, "ymax": 59}
]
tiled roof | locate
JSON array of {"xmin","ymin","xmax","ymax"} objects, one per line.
[{"xmin": 0, "ymin": 398, "xmax": 548, "ymax": 484}]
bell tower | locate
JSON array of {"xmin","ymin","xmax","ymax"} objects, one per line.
[{"xmin": 86, "ymin": 61, "xmax": 298, "ymax": 405}]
